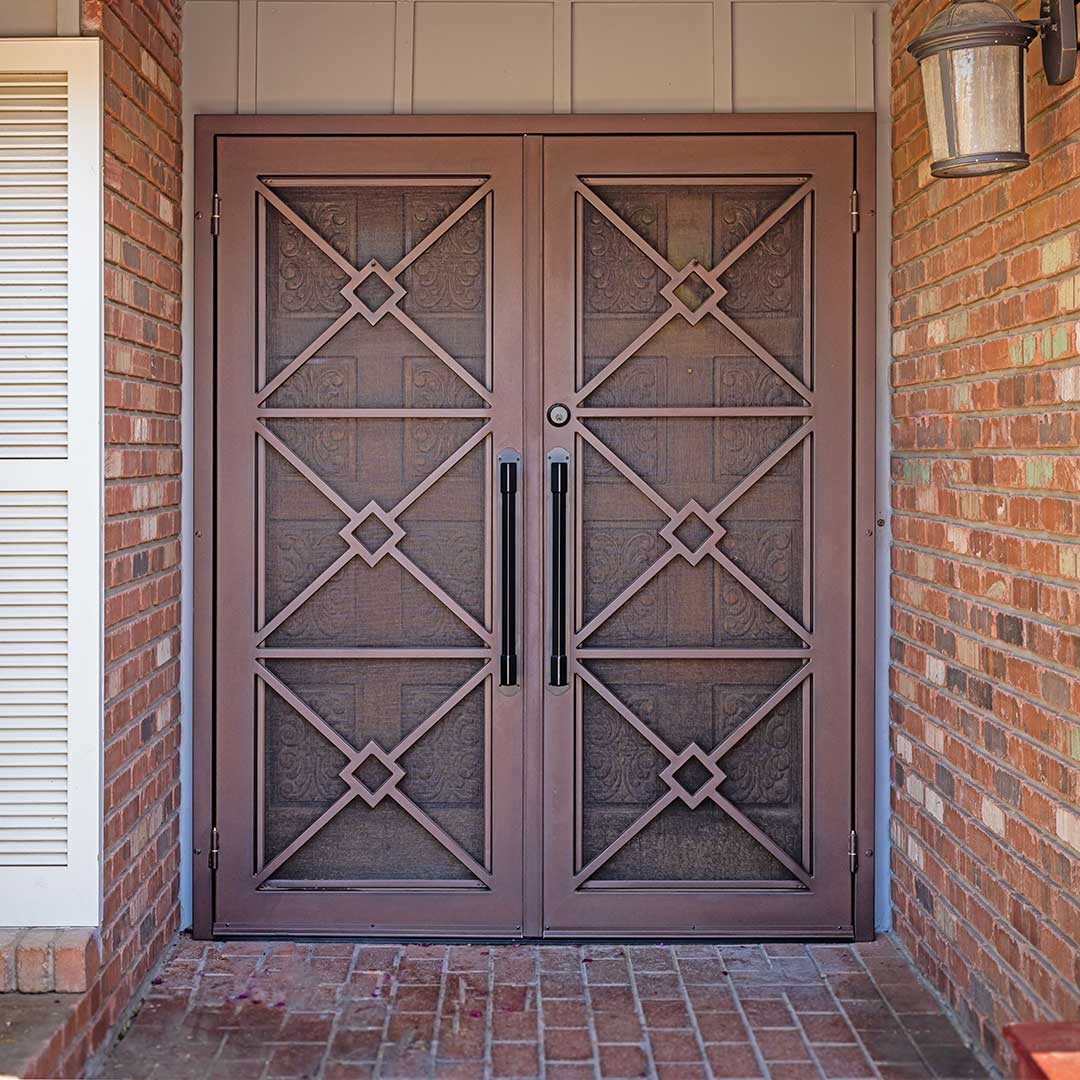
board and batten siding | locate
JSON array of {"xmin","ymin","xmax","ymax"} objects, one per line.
[
  {"xmin": 181, "ymin": 0, "xmax": 880, "ymax": 116},
  {"xmin": 0, "ymin": 37, "xmax": 103, "ymax": 928}
]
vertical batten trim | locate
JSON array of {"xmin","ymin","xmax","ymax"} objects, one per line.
[
  {"xmin": 713, "ymin": 0, "xmax": 734, "ymax": 111},
  {"xmin": 854, "ymin": 5, "xmax": 875, "ymax": 111},
  {"xmin": 394, "ymin": 0, "xmax": 416, "ymax": 113},
  {"xmin": 239, "ymin": 0, "xmax": 258, "ymax": 113},
  {"xmin": 554, "ymin": 0, "xmax": 572, "ymax": 112}
]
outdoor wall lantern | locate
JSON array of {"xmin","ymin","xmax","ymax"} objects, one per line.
[{"xmin": 908, "ymin": 0, "xmax": 1078, "ymax": 177}]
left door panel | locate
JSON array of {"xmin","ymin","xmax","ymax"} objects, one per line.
[{"xmin": 212, "ymin": 137, "xmax": 525, "ymax": 935}]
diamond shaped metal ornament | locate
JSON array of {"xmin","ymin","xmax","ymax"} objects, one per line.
[
  {"xmin": 341, "ymin": 501, "xmax": 406, "ymax": 566},
  {"xmin": 660, "ymin": 743, "xmax": 726, "ymax": 809},
  {"xmin": 345, "ymin": 741, "xmax": 405, "ymax": 807},
  {"xmin": 659, "ymin": 500, "xmax": 726, "ymax": 565},
  {"xmin": 350, "ymin": 260, "xmax": 407, "ymax": 325},
  {"xmin": 659, "ymin": 260, "xmax": 727, "ymax": 325}
]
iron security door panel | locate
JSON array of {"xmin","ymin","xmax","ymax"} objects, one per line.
[
  {"xmin": 213, "ymin": 137, "xmax": 526, "ymax": 935},
  {"xmin": 541, "ymin": 135, "xmax": 857, "ymax": 936}
]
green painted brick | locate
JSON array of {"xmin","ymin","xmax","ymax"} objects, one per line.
[
  {"xmin": 1025, "ymin": 457, "xmax": 1055, "ymax": 487},
  {"xmin": 1041, "ymin": 235, "xmax": 1073, "ymax": 277}
]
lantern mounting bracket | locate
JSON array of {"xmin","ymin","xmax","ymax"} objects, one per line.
[{"xmin": 1032, "ymin": 0, "xmax": 1078, "ymax": 84}]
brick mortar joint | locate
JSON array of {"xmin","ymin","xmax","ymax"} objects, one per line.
[
  {"xmin": 102, "ymin": 799, "xmax": 181, "ymax": 869},
  {"xmin": 104, "ymin": 505, "xmax": 182, "ymax": 525},
  {"xmin": 891, "ymin": 398, "xmax": 1080, "ymax": 419},
  {"xmin": 889, "ymin": 826, "xmax": 1080, "ymax": 1014},
  {"xmin": 890, "ymin": 635, "xmax": 1080, "ymax": 753},
  {"xmin": 890, "ymin": 764, "xmax": 1079, "ymax": 919},
  {"xmin": 104, "ymin": 569, "xmax": 182, "ymax": 602},
  {"xmin": 892, "ymin": 313, "xmax": 1080, "ymax": 363},
  {"xmin": 81, "ymin": 929, "xmax": 183, "ymax": 1080},
  {"xmin": 890, "ymin": 795, "xmax": 1080, "ymax": 935},
  {"xmin": 888, "ymin": 915, "xmax": 1013, "ymax": 1078},
  {"xmin": 890, "ymin": 597, "xmax": 1080, "ymax": 690},
  {"xmin": 889, "ymin": 731, "xmax": 1080, "ymax": 892},
  {"xmin": 889, "ymin": 681, "xmax": 1080, "ymax": 801},
  {"xmin": 95, "ymin": 3, "xmax": 183, "ymax": 75},
  {"xmin": 103, "ymin": 74, "xmax": 183, "ymax": 161},
  {"xmin": 103, "ymin": 290, "xmax": 183, "ymax": 329},
  {"xmin": 104, "ymin": 668, "xmax": 181, "ymax": 724},
  {"xmin": 890, "ymin": 447, "xmax": 1080, "ymax": 461},
  {"xmin": 104, "ymin": 536, "xmax": 182, "ymax": 564},
  {"xmin": 103, "ymin": 217, "xmax": 183, "ymax": 270},
  {"xmin": 889, "ymin": 561, "xmax": 1080, "ymax": 640},
  {"xmin": 889, "ymin": 352, "xmax": 1080, "ymax": 390},
  {"xmin": 892, "ymin": 218, "xmax": 1080, "ymax": 300},
  {"xmin": 890, "ymin": 532, "xmax": 1080, "ymax": 591}
]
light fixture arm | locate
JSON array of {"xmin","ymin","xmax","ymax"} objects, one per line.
[{"xmin": 1029, "ymin": 0, "xmax": 1079, "ymax": 83}]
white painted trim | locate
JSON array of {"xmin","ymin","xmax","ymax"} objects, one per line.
[
  {"xmin": 872, "ymin": 0, "xmax": 893, "ymax": 932},
  {"xmin": 0, "ymin": 37, "xmax": 104, "ymax": 929}
]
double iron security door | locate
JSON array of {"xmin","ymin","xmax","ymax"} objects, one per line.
[{"xmin": 199, "ymin": 122, "xmax": 874, "ymax": 939}]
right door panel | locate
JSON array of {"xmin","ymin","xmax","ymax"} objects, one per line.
[{"xmin": 542, "ymin": 135, "xmax": 857, "ymax": 936}]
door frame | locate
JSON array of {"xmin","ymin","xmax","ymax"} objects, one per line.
[{"xmin": 192, "ymin": 113, "xmax": 877, "ymax": 940}]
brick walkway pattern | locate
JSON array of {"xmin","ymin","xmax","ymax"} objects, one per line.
[{"xmin": 95, "ymin": 936, "xmax": 988, "ymax": 1080}]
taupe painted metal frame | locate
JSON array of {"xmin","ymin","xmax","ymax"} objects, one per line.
[
  {"xmin": 543, "ymin": 135, "xmax": 860, "ymax": 936},
  {"xmin": 210, "ymin": 135, "xmax": 525, "ymax": 936},
  {"xmin": 193, "ymin": 113, "xmax": 877, "ymax": 941}
]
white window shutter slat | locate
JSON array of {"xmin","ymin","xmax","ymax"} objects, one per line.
[{"xmin": 0, "ymin": 39, "xmax": 102, "ymax": 928}]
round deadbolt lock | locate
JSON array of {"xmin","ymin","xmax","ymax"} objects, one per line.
[{"xmin": 547, "ymin": 403, "xmax": 571, "ymax": 427}]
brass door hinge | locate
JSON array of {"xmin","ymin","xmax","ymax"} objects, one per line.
[
  {"xmin": 849, "ymin": 830, "xmax": 858, "ymax": 874},
  {"xmin": 210, "ymin": 193, "xmax": 222, "ymax": 237},
  {"xmin": 209, "ymin": 826, "xmax": 220, "ymax": 871},
  {"xmin": 850, "ymin": 190, "xmax": 860, "ymax": 234}
]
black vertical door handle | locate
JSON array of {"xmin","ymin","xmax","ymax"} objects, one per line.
[
  {"xmin": 549, "ymin": 454, "xmax": 569, "ymax": 687},
  {"xmin": 498, "ymin": 451, "xmax": 519, "ymax": 687}
]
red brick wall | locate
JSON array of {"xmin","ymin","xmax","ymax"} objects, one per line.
[
  {"xmin": 890, "ymin": 0, "xmax": 1080, "ymax": 1068},
  {"xmin": 39, "ymin": 1, "xmax": 184, "ymax": 1075}
]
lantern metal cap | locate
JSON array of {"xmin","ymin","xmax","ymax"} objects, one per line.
[{"xmin": 908, "ymin": 0, "xmax": 1037, "ymax": 60}]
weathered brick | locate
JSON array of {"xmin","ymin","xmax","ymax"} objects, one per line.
[
  {"xmin": 54, "ymin": 929, "xmax": 102, "ymax": 994},
  {"xmin": 0, "ymin": 928, "xmax": 19, "ymax": 992},
  {"xmin": 15, "ymin": 930, "xmax": 55, "ymax": 993}
]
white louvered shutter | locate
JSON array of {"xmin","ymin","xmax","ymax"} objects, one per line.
[{"xmin": 0, "ymin": 39, "xmax": 102, "ymax": 927}]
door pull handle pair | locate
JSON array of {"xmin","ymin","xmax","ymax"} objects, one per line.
[{"xmin": 496, "ymin": 449, "xmax": 571, "ymax": 691}]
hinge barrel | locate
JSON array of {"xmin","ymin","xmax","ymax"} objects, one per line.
[
  {"xmin": 209, "ymin": 826, "xmax": 220, "ymax": 871},
  {"xmin": 850, "ymin": 190, "xmax": 860, "ymax": 234},
  {"xmin": 210, "ymin": 193, "xmax": 222, "ymax": 237},
  {"xmin": 849, "ymin": 829, "xmax": 858, "ymax": 874}
]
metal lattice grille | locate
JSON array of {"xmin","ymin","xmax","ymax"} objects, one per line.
[
  {"xmin": 570, "ymin": 178, "xmax": 814, "ymax": 888},
  {"xmin": 254, "ymin": 181, "xmax": 497, "ymax": 887}
]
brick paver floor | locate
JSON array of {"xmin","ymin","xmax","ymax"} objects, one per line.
[{"xmin": 94, "ymin": 935, "xmax": 989, "ymax": 1080}]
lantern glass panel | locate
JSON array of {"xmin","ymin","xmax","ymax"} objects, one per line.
[
  {"xmin": 950, "ymin": 45, "xmax": 1023, "ymax": 157},
  {"xmin": 920, "ymin": 54, "xmax": 950, "ymax": 164},
  {"xmin": 919, "ymin": 43, "xmax": 1025, "ymax": 175}
]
